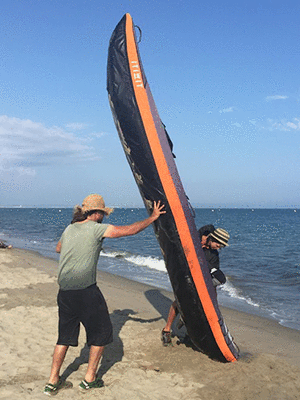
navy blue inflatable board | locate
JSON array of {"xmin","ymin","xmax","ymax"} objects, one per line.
[{"xmin": 107, "ymin": 13, "xmax": 239, "ymax": 362}]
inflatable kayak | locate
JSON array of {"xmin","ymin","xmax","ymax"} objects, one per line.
[{"xmin": 107, "ymin": 13, "xmax": 239, "ymax": 362}]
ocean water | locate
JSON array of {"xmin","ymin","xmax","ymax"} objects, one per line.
[{"xmin": 0, "ymin": 207, "xmax": 299, "ymax": 331}]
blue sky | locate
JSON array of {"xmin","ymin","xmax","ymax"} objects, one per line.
[{"xmin": 1, "ymin": 0, "xmax": 299, "ymax": 208}]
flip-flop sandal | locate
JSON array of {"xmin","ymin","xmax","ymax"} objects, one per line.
[
  {"xmin": 161, "ymin": 330, "xmax": 173, "ymax": 346},
  {"xmin": 79, "ymin": 377, "xmax": 104, "ymax": 390},
  {"xmin": 43, "ymin": 378, "xmax": 73, "ymax": 396}
]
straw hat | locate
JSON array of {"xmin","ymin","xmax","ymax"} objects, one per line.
[
  {"xmin": 81, "ymin": 194, "xmax": 114, "ymax": 216},
  {"xmin": 209, "ymin": 228, "xmax": 230, "ymax": 247}
]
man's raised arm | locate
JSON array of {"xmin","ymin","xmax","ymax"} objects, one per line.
[{"xmin": 104, "ymin": 201, "xmax": 165, "ymax": 238}]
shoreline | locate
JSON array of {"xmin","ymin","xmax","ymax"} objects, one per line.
[
  {"xmin": 1, "ymin": 205, "xmax": 299, "ymax": 334},
  {"xmin": 12, "ymin": 242, "xmax": 300, "ymax": 332},
  {"xmin": 6, "ymin": 245, "xmax": 300, "ymax": 328},
  {"xmin": 0, "ymin": 248, "xmax": 300, "ymax": 399}
]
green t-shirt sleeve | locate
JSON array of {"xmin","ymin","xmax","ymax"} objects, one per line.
[{"xmin": 93, "ymin": 223, "xmax": 110, "ymax": 241}]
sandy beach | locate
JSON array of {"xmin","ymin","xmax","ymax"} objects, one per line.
[{"xmin": 0, "ymin": 248, "xmax": 299, "ymax": 399}]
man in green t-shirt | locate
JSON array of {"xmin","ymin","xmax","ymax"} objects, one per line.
[{"xmin": 44, "ymin": 194, "xmax": 165, "ymax": 396}]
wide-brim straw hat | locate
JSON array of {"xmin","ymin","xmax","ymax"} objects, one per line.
[
  {"xmin": 209, "ymin": 228, "xmax": 230, "ymax": 247},
  {"xmin": 81, "ymin": 194, "xmax": 114, "ymax": 216}
]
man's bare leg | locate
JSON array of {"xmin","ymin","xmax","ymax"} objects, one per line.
[
  {"xmin": 84, "ymin": 345, "xmax": 104, "ymax": 382},
  {"xmin": 163, "ymin": 301, "xmax": 177, "ymax": 332},
  {"xmin": 48, "ymin": 344, "xmax": 69, "ymax": 384}
]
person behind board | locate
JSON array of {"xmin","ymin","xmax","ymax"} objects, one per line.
[
  {"xmin": 44, "ymin": 194, "xmax": 165, "ymax": 395},
  {"xmin": 161, "ymin": 225, "xmax": 229, "ymax": 346}
]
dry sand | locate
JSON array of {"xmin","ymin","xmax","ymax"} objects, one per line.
[{"xmin": 0, "ymin": 248, "xmax": 299, "ymax": 399}]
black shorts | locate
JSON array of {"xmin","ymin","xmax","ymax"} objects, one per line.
[{"xmin": 57, "ymin": 284, "xmax": 113, "ymax": 347}]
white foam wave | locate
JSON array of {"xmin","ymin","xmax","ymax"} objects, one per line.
[
  {"xmin": 101, "ymin": 250, "xmax": 262, "ymax": 309},
  {"xmin": 221, "ymin": 280, "xmax": 260, "ymax": 308},
  {"xmin": 101, "ymin": 251, "xmax": 166, "ymax": 272},
  {"xmin": 124, "ymin": 255, "xmax": 166, "ymax": 272}
]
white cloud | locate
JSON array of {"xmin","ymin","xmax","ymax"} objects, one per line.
[
  {"xmin": 266, "ymin": 118, "xmax": 300, "ymax": 131},
  {"xmin": 65, "ymin": 122, "xmax": 90, "ymax": 130},
  {"xmin": 64, "ymin": 123, "xmax": 107, "ymax": 140},
  {"xmin": 265, "ymin": 95, "xmax": 288, "ymax": 101},
  {"xmin": 90, "ymin": 132, "xmax": 106, "ymax": 138},
  {"xmin": 219, "ymin": 107, "xmax": 234, "ymax": 114},
  {"xmin": 286, "ymin": 120, "xmax": 300, "ymax": 130},
  {"xmin": 0, "ymin": 115, "xmax": 97, "ymax": 177},
  {"xmin": 15, "ymin": 167, "xmax": 36, "ymax": 176}
]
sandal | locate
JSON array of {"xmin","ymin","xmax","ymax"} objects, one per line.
[
  {"xmin": 43, "ymin": 378, "xmax": 73, "ymax": 396},
  {"xmin": 161, "ymin": 330, "xmax": 172, "ymax": 346},
  {"xmin": 79, "ymin": 377, "xmax": 104, "ymax": 391}
]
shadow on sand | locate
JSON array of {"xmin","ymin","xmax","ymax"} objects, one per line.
[
  {"xmin": 144, "ymin": 289, "xmax": 188, "ymax": 341},
  {"xmin": 61, "ymin": 308, "xmax": 163, "ymax": 381}
]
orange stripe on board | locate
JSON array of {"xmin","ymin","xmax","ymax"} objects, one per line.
[{"xmin": 125, "ymin": 14, "xmax": 236, "ymax": 361}]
